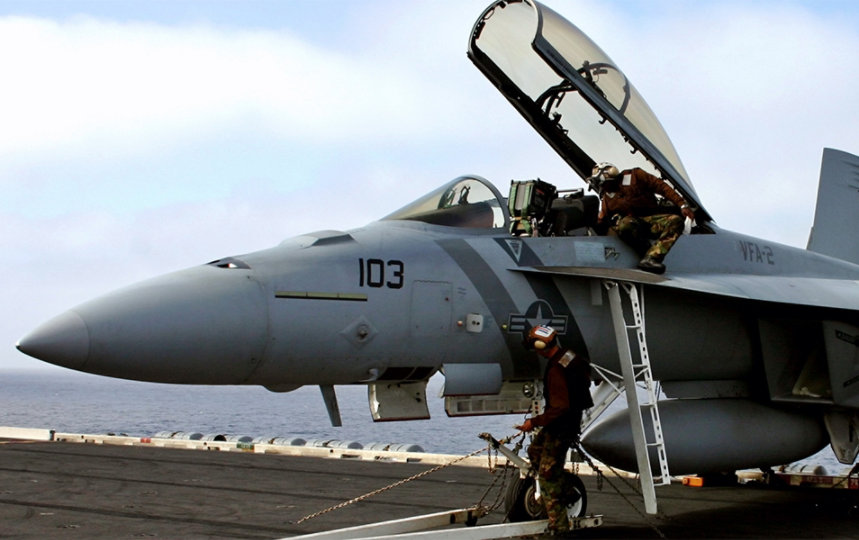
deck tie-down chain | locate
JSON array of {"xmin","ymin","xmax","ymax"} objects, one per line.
[
  {"xmin": 575, "ymin": 441, "xmax": 667, "ymax": 538},
  {"xmin": 290, "ymin": 433, "xmax": 522, "ymax": 526},
  {"xmin": 478, "ymin": 432, "xmax": 526, "ymax": 517},
  {"xmin": 291, "ymin": 433, "xmax": 667, "ymax": 537}
]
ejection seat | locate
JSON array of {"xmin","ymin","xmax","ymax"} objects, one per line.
[{"xmin": 508, "ymin": 179, "xmax": 598, "ymax": 237}]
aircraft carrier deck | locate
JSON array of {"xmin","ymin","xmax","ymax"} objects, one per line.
[{"xmin": 1, "ymin": 429, "xmax": 857, "ymax": 539}]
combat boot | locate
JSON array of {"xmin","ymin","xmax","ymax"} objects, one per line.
[
  {"xmin": 637, "ymin": 256, "xmax": 665, "ymax": 274},
  {"xmin": 546, "ymin": 526, "xmax": 575, "ymax": 537}
]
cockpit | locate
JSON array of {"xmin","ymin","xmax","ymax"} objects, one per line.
[
  {"xmin": 507, "ymin": 178, "xmax": 598, "ymax": 237},
  {"xmin": 382, "ymin": 174, "xmax": 601, "ymax": 237}
]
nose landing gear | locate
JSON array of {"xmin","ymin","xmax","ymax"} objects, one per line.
[
  {"xmin": 504, "ymin": 469, "xmax": 588, "ymax": 522},
  {"xmin": 480, "ymin": 433, "xmax": 588, "ymax": 523}
]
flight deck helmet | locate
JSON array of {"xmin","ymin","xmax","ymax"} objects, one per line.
[
  {"xmin": 524, "ymin": 325, "xmax": 558, "ymax": 351},
  {"xmin": 588, "ymin": 162, "xmax": 620, "ymax": 193}
]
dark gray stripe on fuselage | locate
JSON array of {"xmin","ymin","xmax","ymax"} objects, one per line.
[
  {"xmin": 440, "ymin": 238, "xmax": 588, "ymax": 355},
  {"xmin": 495, "ymin": 238, "xmax": 590, "ymax": 357},
  {"xmin": 495, "ymin": 237, "xmax": 543, "ymax": 266},
  {"xmin": 437, "ymin": 238, "xmax": 519, "ymax": 327},
  {"xmin": 439, "ymin": 237, "xmax": 540, "ymax": 379},
  {"xmin": 523, "ymin": 273, "xmax": 589, "ymax": 356}
]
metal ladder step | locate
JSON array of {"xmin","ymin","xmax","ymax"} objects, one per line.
[{"xmin": 603, "ymin": 279, "xmax": 670, "ymax": 514}]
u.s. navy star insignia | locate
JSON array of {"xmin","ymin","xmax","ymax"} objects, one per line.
[{"xmin": 507, "ymin": 300, "xmax": 568, "ymax": 336}]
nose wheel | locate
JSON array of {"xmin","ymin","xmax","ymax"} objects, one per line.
[
  {"xmin": 480, "ymin": 432, "xmax": 589, "ymax": 524},
  {"xmin": 504, "ymin": 471, "xmax": 587, "ymax": 522}
]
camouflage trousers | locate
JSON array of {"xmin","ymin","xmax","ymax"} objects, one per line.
[
  {"xmin": 527, "ymin": 429, "xmax": 576, "ymax": 532},
  {"xmin": 613, "ymin": 213, "xmax": 684, "ymax": 262}
]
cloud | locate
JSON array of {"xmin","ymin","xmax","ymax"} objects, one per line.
[
  {"xmin": 0, "ymin": 12, "xmax": 485, "ymax": 171},
  {"xmin": 0, "ymin": 6, "xmax": 533, "ymax": 223}
]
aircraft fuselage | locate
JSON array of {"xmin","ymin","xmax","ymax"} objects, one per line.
[{"xmin": 24, "ymin": 216, "xmax": 857, "ymax": 400}]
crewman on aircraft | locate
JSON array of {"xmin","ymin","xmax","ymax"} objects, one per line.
[
  {"xmin": 589, "ymin": 163, "xmax": 696, "ymax": 274},
  {"xmin": 516, "ymin": 325, "xmax": 593, "ymax": 535}
]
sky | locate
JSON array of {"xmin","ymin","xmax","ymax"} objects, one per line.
[{"xmin": 4, "ymin": 0, "xmax": 859, "ymax": 372}]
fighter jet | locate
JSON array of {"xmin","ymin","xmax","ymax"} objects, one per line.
[{"xmin": 16, "ymin": 0, "xmax": 859, "ymax": 517}]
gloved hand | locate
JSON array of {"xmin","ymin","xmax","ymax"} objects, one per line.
[{"xmin": 514, "ymin": 418, "xmax": 534, "ymax": 432}]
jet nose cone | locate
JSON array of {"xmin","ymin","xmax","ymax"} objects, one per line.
[
  {"xmin": 16, "ymin": 310, "xmax": 90, "ymax": 370},
  {"xmin": 17, "ymin": 264, "xmax": 270, "ymax": 384}
]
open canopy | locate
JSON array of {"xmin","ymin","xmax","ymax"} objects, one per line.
[{"xmin": 468, "ymin": 0, "xmax": 710, "ymax": 221}]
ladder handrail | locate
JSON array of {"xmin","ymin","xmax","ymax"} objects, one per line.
[{"xmin": 602, "ymin": 279, "xmax": 670, "ymax": 516}]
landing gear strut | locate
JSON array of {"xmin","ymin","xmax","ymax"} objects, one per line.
[
  {"xmin": 504, "ymin": 472, "xmax": 587, "ymax": 522},
  {"xmin": 480, "ymin": 433, "xmax": 588, "ymax": 523},
  {"xmin": 506, "ymin": 475, "xmax": 546, "ymax": 521}
]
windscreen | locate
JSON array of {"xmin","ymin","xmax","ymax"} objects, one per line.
[{"xmin": 383, "ymin": 176, "xmax": 508, "ymax": 229}]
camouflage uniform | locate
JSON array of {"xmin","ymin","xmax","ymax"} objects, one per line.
[
  {"xmin": 527, "ymin": 428, "xmax": 581, "ymax": 531},
  {"xmin": 615, "ymin": 213, "xmax": 684, "ymax": 262},
  {"xmin": 598, "ymin": 167, "xmax": 689, "ymax": 263},
  {"xmin": 526, "ymin": 348, "xmax": 593, "ymax": 533}
]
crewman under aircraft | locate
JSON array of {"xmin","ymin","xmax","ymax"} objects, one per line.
[
  {"xmin": 515, "ymin": 325, "xmax": 593, "ymax": 535},
  {"xmin": 589, "ymin": 163, "xmax": 696, "ymax": 274}
]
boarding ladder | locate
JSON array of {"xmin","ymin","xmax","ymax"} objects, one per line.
[{"xmin": 584, "ymin": 280, "xmax": 670, "ymax": 515}]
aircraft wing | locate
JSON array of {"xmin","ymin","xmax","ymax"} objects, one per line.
[{"xmin": 514, "ymin": 266, "xmax": 859, "ymax": 311}]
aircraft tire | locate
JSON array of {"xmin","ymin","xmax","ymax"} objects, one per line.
[
  {"xmin": 505, "ymin": 476, "xmax": 546, "ymax": 522},
  {"xmin": 504, "ymin": 473, "xmax": 588, "ymax": 522},
  {"xmin": 563, "ymin": 472, "xmax": 588, "ymax": 518}
]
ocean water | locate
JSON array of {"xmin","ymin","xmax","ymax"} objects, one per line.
[
  {"xmin": 0, "ymin": 370, "xmax": 522, "ymax": 455},
  {"xmin": 0, "ymin": 370, "xmax": 847, "ymax": 473}
]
